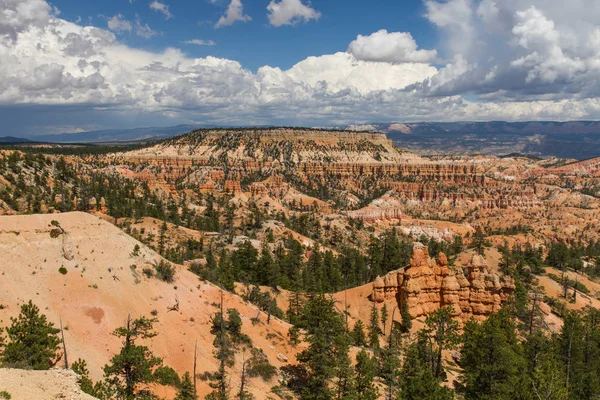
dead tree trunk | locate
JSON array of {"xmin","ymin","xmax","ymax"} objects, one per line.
[
  {"xmin": 193, "ymin": 341, "xmax": 197, "ymax": 400},
  {"xmin": 60, "ymin": 317, "xmax": 68, "ymax": 369}
]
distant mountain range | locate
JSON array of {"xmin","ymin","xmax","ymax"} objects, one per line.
[
  {"xmin": 3, "ymin": 121, "xmax": 600, "ymax": 159},
  {"xmin": 20, "ymin": 124, "xmax": 202, "ymax": 144},
  {"xmin": 0, "ymin": 136, "xmax": 33, "ymax": 144},
  {"xmin": 348, "ymin": 121, "xmax": 600, "ymax": 159}
]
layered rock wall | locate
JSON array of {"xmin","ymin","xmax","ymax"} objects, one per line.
[
  {"xmin": 371, "ymin": 243, "xmax": 514, "ymax": 320},
  {"xmin": 382, "ymin": 181, "xmax": 541, "ymax": 208}
]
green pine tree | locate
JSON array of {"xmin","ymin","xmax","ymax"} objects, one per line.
[
  {"xmin": 471, "ymin": 228, "xmax": 487, "ymax": 256},
  {"xmin": 422, "ymin": 306, "xmax": 460, "ymax": 379},
  {"xmin": 355, "ymin": 349, "xmax": 379, "ymax": 400},
  {"xmin": 459, "ymin": 310, "xmax": 527, "ymax": 400},
  {"xmin": 103, "ymin": 316, "xmax": 163, "ymax": 400},
  {"xmin": 399, "ymin": 340, "xmax": 453, "ymax": 400},
  {"xmin": 1, "ymin": 300, "xmax": 60, "ymax": 370},
  {"xmin": 368, "ymin": 305, "xmax": 381, "ymax": 350},
  {"xmin": 175, "ymin": 372, "xmax": 196, "ymax": 400},
  {"xmin": 351, "ymin": 320, "xmax": 368, "ymax": 347},
  {"xmin": 400, "ymin": 297, "xmax": 412, "ymax": 333},
  {"xmin": 295, "ymin": 295, "xmax": 348, "ymax": 400}
]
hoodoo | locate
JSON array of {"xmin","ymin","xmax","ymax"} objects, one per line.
[{"xmin": 371, "ymin": 243, "xmax": 515, "ymax": 320}]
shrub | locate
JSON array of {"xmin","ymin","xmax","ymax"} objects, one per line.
[
  {"xmin": 154, "ymin": 260, "xmax": 175, "ymax": 283},
  {"xmin": 242, "ymin": 286, "xmax": 284, "ymax": 319},
  {"xmin": 142, "ymin": 267, "xmax": 154, "ymax": 278},
  {"xmin": 247, "ymin": 348, "xmax": 277, "ymax": 381},
  {"xmin": 58, "ymin": 267, "xmax": 67, "ymax": 275},
  {"xmin": 131, "ymin": 244, "xmax": 141, "ymax": 257},
  {"xmin": 0, "ymin": 391, "xmax": 11, "ymax": 399}
]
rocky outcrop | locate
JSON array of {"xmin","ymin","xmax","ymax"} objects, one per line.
[
  {"xmin": 382, "ymin": 181, "xmax": 541, "ymax": 209},
  {"xmin": 0, "ymin": 368, "xmax": 99, "ymax": 400},
  {"xmin": 224, "ymin": 180, "xmax": 242, "ymax": 194},
  {"xmin": 347, "ymin": 208, "xmax": 402, "ymax": 221},
  {"xmin": 371, "ymin": 243, "xmax": 514, "ymax": 320}
]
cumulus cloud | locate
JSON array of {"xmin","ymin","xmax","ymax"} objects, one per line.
[
  {"xmin": 418, "ymin": 0, "xmax": 600, "ymax": 100},
  {"xmin": 348, "ymin": 30, "xmax": 437, "ymax": 63},
  {"xmin": 0, "ymin": 0, "xmax": 52, "ymax": 39},
  {"xmin": 267, "ymin": 0, "xmax": 320, "ymax": 27},
  {"xmin": 107, "ymin": 14, "xmax": 132, "ymax": 33},
  {"xmin": 184, "ymin": 39, "xmax": 216, "ymax": 46},
  {"xmin": 511, "ymin": 7, "xmax": 585, "ymax": 83},
  {"xmin": 3, "ymin": 0, "xmax": 600, "ymax": 132},
  {"xmin": 425, "ymin": 0, "xmax": 475, "ymax": 56},
  {"xmin": 215, "ymin": 0, "xmax": 251, "ymax": 28},
  {"xmin": 149, "ymin": 0, "xmax": 172, "ymax": 19}
]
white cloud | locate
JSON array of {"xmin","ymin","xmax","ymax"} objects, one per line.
[
  {"xmin": 215, "ymin": 0, "xmax": 251, "ymax": 28},
  {"xmin": 135, "ymin": 15, "xmax": 158, "ymax": 38},
  {"xmin": 184, "ymin": 39, "xmax": 216, "ymax": 46},
  {"xmin": 425, "ymin": 0, "xmax": 474, "ymax": 56},
  {"xmin": 267, "ymin": 0, "xmax": 320, "ymax": 27},
  {"xmin": 107, "ymin": 14, "xmax": 132, "ymax": 33},
  {"xmin": 4, "ymin": 0, "xmax": 600, "ymax": 130},
  {"xmin": 280, "ymin": 52, "xmax": 437, "ymax": 95},
  {"xmin": 511, "ymin": 7, "xmax": 585, "ymax": 83},
  {"xmin": 0, "ymin": 0, "xmax": 52, "ymax": 39},
  {"xmin": 149, "ymin": 0, "xmax": 172, "ymax": 19},
  {"xmin": 418, "ymin": 0, "xmax": 600, "ymax": 100},
  {"xmin": 348, "ymin": 30, "xmax": 437, "ymax": 63}
]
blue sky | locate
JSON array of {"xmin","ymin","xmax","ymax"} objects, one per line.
[
  {"xmin": 1, "ymin": 0, "xmax": 600, "ymax": 136},
  {"xmin": 52, "ymin": 0, "xmax": 437, "ymax": 71}
]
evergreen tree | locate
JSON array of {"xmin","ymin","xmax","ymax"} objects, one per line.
[
  {"xmin": 158, "ymin": 222, "xmax": 168, "ymax": 255},
  {"xmin": 368, "ymin": 305, "xmax": 381, "ymax": 350},
  {"xmin": 355, "ymin": 349, "xmax": 378, "ymax": 400},
  {"xmin": 471, "ymin": 227, "xmax": 487, "ymax": 256},
  {"xmin": 546, "ymin": 241, "xmax": 570, "ymax": 271},
  {"xmin": 280, "ymin": 238, "xmax": 304, "ymax": 289},
  {"xmin": 295, "ymin": 295, "xmax": 348, "ymax": 400},
  {"xmin": 323, "ymin": 251, "xmax": 342, "ymax": 292},
  {"xmin": 72, "ymin": 358, "xmax": 110, "ymax": 399},
  {"xmin": 231, "ymin": 241, "xmax": 258, "ymax": 283},
  {"xmin": 1, "ymin": 300, "xmax": 60, "ymax": 370},
  {"xmin": 367, "ymin": 236, "xmax": 384, "ymax": 280},
  {"xmin": 305, "ymin": 245, "xmax": 325, "ymax": 293},
  {"xmin": 175, "ymin": 372, "xmax": 196, "ymax": 400},
  {"xmin": 381, "ymin": 303, "xmax": 389, "ymax": 334},
  {"xmin": 237, "ymin": 356, "xmax": 253, "ymax": 400},
  {"xmin": 217, "ymin": 249, "xmax": 235, "ymax": 292},
  {"xmin": 256, "ymin": 245, "xmax": 279, "ymax": 287},
  {"xmin": 381, "ymin": 229, "xmax": 409, "ymax": 274},
  {"xmin": 333, "ymin": 332, "xmax": 356, "ymax": 400},
  {"xmin": 103, "ymin": 316, "xmax": 163, "ymax": 400},
  {"xmin": 207, "ymin": 302, "xmax": 234, "ymax": 400},
  {"xmin": 379, "ymin": 344, "xmax": 401, "ymax": 400},
  {"xmin": 459, "ymin": 310, "xmax": 527, "ymax": 400},
  {"xmin": 287, "ymin": 291, "xmax": 304, "ymax": 326},
  {"xmin": 399, "ymin": 340, "xmax": 453, "ymax": 400},
  {"xmin": 400, "ymin": 297, "xmax": 412, "ymax": 332},
  {"xmin": 558, "ymin": 308, "xmax": 600, "ymax": 399},
  {"xmin": 351, "ymin": 320, "xmax": 368, "ymax": 347},
  {"xmin": 422, "ymin": 306, "xmax": 460, "ymax": 379}
]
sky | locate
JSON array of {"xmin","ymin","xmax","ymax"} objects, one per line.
[{"xmin": 2, "ymin": 0, "xmax": 600, "ymax": 136}]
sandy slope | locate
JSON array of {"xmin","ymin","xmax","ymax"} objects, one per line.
[
  {"xmin": 0, "ymin": 212, "xmax": 297, "ymax": 399},
  {"xmin": 0, "ymin": 368, "xmax": 98, "ymax": 400}
]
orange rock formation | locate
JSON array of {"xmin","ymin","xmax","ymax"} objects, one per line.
[{"xmin": 371, "ymin": 243, "xmax": 515, "ymax": 320}]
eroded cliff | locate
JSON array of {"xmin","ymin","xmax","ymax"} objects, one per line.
[{"xmin": 371, "ymin": 243, "xmax": 515, "ymax": 320}]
